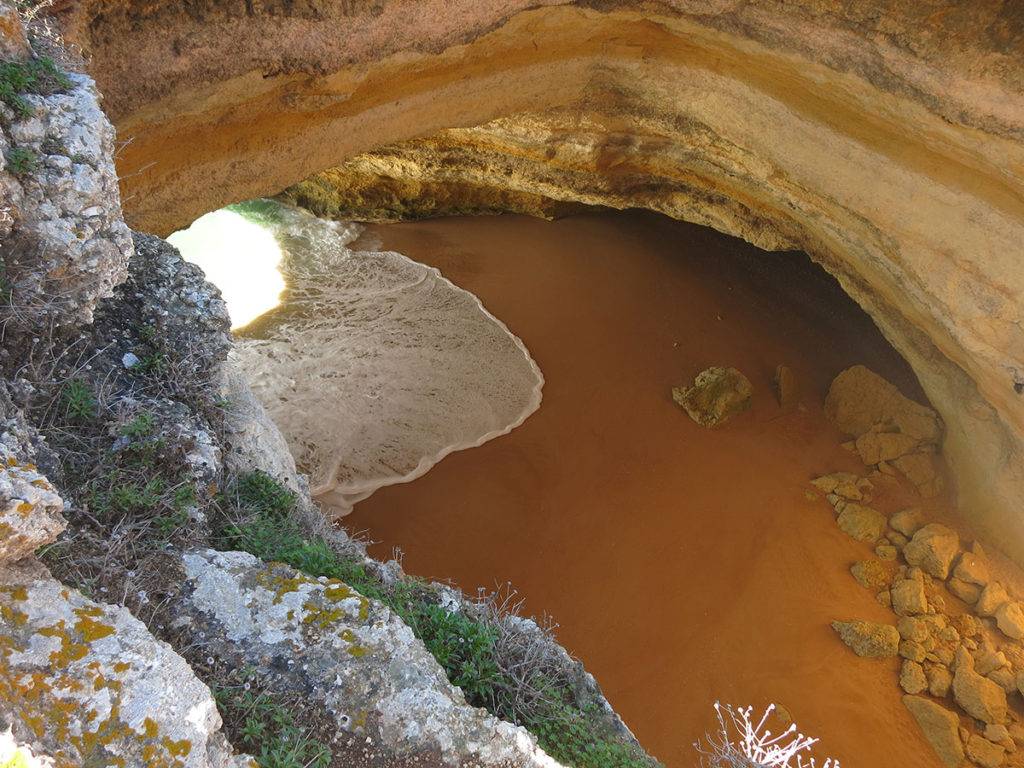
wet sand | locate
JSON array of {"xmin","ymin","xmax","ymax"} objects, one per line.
[{"xmin": 344, "ymin": 211, "xmax": 948, "ymax": 767}]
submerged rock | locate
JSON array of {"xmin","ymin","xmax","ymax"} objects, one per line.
[
  {"xmin": 850, "ymin": 559, "xmax": 891, "ymax": 591},
  {"xmin": 891, "ymin": 577, "xmax": 928, "ymax": 616},
  {"xmin": 889, "ymin": 508, "xmax": 923, "ymax": 537},
  {"xmin": 900, "ymin": 660, "xmax": 928, "ymax": 694},
  {"xmin": 903, "ymin": 695, "xmax": 965, "ymax": 768},
  {"xmin": 977, "ymin": 582, "xmax": 1011, "ymax": 617},
  {"xmin": 672, "ymin": 366, "xmax": 752, "ymax": 428},
  {"xmin": 954, "ymin": 549, "xmax": 990, "ymax": 587},
  {"xmin": 772, "ymin": 364, "xmax": 797, "ymax": 408},
  {"xmin": 831, "ymin": 620, "xmax": 899, "ymax": 658}
]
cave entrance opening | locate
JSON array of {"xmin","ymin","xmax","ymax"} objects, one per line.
[{"xmin": 170, "ymin": 197, "xmax": 959, "ymax": 768}]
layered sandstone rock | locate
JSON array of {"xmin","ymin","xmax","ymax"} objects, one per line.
[{"xmin": 50, "ymin": 0, "xmax": 1024, "ymax": 562}]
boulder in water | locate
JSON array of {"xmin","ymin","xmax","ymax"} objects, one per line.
[
  {"xmin": 903, "ymin": 695, "xmax": 965, "ymax": 768},
  {"xmin": 672, "ymin": 366, "xmax": 752, "ymax": 428},
  {"xmin": 831, "ymin": 620, "xmax": 899, "ymax": 657}
]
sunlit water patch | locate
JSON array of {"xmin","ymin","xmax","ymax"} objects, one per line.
[
  {"xmin": 167, "ymin": 206, "xmax": 286, "ymax": 330},
  {"xmin": 170, "ymin": 199, "xmax": 544, "ymax": 515}
]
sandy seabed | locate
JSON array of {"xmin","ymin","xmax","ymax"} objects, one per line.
[{"xmin": 343, "ymin": 211, "xmax": 968, "ymax": 768}]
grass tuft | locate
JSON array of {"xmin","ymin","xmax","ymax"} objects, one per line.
[
  {"xmin": 5, "ymin": 146, "xmax": 37, "ymax": 176},
  {"xmin": 0, "ymin": 56, "xmax": 71, "ymax": 120},
  {"xmin": 213, "ymin": 671, "xmax": 331, "ymax": 768}
]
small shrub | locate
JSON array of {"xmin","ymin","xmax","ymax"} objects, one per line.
[
  {"xmin": 403, "ymin": 601, "xmax": 503, "ymax": 704},
  {"xmin": 213, "ymin": 678, "xmax": 330, "ymax": 768},
  {"xmin": 60, "ymin": 378, "xmax": 96, "ymax": 422},
  {"xmin": 5, "ymin": 146, "xmax": 37, "ymax": 176},
  {"xmin": 694, "ymin": 702, "xmax": 838, "ymax": 768},
  {"xmin": 0, "ymin": 56, "xmax": 71, "ymax": 120},
  {"xmin": 120, "ymin": 412, "xmax": 155, "ymax": 438}
]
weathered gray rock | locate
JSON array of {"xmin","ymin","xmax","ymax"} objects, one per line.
[
  {"xmin": 0, "ymin": 441, "xmax": 64, "ymax": 563},
  {"xmin": 978, "ymin": 582, "xmax": 1011, "ymax": 617},
  {"xmin": 996, "ymin": 602, "xmax": 1024, "ymax": 640},
  {"xmin": 903, "ymin": 695, "xmax": 965, "ymax": 768},
  {"xmin": 836, "ymin": 504, "xmax": 886, "ymax": 542},
  {"xmin": 0, "ymin": 559, "xmax": 253, "ymax": 767},
  {"xmin": 175, "ymin": 549, "xmax": 558, "ymax": 766},
  {"xmin": 904, "ymin": 524, "xmax": 960, "ymax": 579},
  {"xmin": 953, "ymin": 646, "xmax": 1008, "ymax": 724},
  {"xmin": 0, "ymin": 66, "xmax": 133, "ymax": 330},
  {"xmin": 672, "ymin": 367, "xmax": 751, "ymax": 428},
  {"xmin": 831, "ymin": 620, "xmax": 899, "ymax": 658},
  {"xmin": 219, "ymin": 358, "xmax": 310, "ymax": 500},
  {"xmin": 966, "ymin": 734, "xmax": 1005, "ymax": 768}
]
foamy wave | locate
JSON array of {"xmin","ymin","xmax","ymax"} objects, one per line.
[{"xmin": 229, "ymin": 200, "xmax": 544, "ymax": 516}]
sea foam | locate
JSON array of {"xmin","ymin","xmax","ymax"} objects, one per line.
[{"xmin": 178, "ymin": 200, "xmax": 543, "ymax": 516}]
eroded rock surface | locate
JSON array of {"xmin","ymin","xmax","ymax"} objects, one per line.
[
  {"xmin": 0, "ymin": 559, "xmax": 253, "ymax": 768},
  {"xmin": 0, "ymin": 56, "xmax": 132, "ymax": 331},
  {"xmin": 173, "ymin": 549, "xmax": 558, "ymax": 767}
]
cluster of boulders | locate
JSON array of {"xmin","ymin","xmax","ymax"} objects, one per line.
[
  {"xmin": 820, "ymin": 367, "xmax": 1024, "ymax": 768},
  {"xmin": 825, "ymin": 365, "xmax": 945, "ymax": 497}
]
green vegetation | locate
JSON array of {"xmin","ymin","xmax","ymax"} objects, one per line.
[
  {"xmin": 0, "ymin": 56, "xmax": 71, "ymax": 120},
  {"xmin": 60, "ymin": 378, "xmax": 97, "ymax": 423},
  {"xmin": 213, "ymin": 674, "xmax": 330, "ymax": 768},
  {"xmin": 219, "ymin": 471, "xmax": 657, "ymax": 768},
  {"xmin": 5, "ymin": 146, "xmax": 37, "ymax": 176},
  {"xmin": 121, "ymin": 412, "xmax": 155, "ymax": 438}
]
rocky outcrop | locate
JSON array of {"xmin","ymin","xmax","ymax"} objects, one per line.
[
  {"xmin": 0, "ymin": 33, "xmax": 132, "ymax": 331},
  {"xmin": 45, "ymin": 0, "xmax": 1024, "ymax": 562},
  {"xmin": 0, "ymin": 559, "xmax": 254, "ymax": 768},
  {"xmin": 171, "ymin": 549, "xmax": 559, "ymax": 767}
]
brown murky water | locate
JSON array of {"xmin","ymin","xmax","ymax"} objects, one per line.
[{"xmin": 344, "ymin": 211, "xmax": 948, "ymax": 767}]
